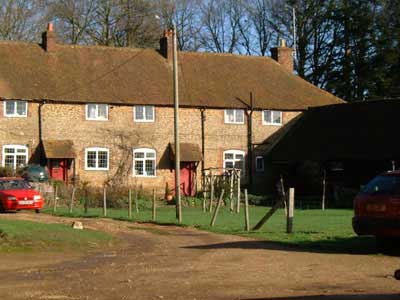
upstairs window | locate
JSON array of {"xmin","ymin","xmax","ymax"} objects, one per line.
[
  {"xmin": 2, "ymin": 145, "xmax": 28, "ymax": 169},
  {"xmin": 255, "ymin": 156, "xmax": 265, "ymax": 172},
  {"xmin": 134, "ymin": 106, "xmax": 154, "ymax": 122},
  {"xmin": 224, "ymin": 109, "xmax": 244, "ymax": 124},
  {"xmin": 263, "ymin": 110, "xmax": 282, "ymax": 125},
  {"xmin": 86, "ymin": 104, "xmax": 108, "ymax": 121},
  {"xmin": 133, "ymin": 148, "xmax": 156, "ymax": 177},
  {"xmin": 223, "ymin": 150, "xmax": 245, "ymax": 175},
  {"xmin": 4, "ymin": 100, "xmax": 27, "ymax": 117},
  {"xmin": 85, "ymin": 147, "xmax": 109, "ymax": 170}
]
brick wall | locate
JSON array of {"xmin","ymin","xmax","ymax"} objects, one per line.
[{"xmin": 0, "ymin": 99, "xmax": 301, "ymax": 194}]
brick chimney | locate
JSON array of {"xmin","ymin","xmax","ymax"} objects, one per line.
[
  {"xmin": 271, "ymin": 39, "xmax": 293, "ymax": 73},
  {"xmin": 42, "ymin": 22, "xmax": 57, "ymax": 53},
  {"xmin": 159, "ymin": 29, "xmax": 174, "ymax": 61}
]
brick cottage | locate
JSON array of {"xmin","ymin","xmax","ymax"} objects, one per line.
[{"xmin": 0, "ymin": 24, "xmax": 343, "ymax": 195}]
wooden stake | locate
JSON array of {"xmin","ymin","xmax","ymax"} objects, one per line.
[
  {"xmin": 209, "ymin": 172, "xmax": 214, "ymax": 213},
  {"xmin": 210, "ymin": 189, "xmax": 224, "ymax": 227},
  {"xmin": 135, "ymin": 188, "xmax": 139, "ymax": 213},
  {"xmin": 69, "ymin": 187, "xmax": 76, "ymax": 214},
  {"xmin": 128, "ymin": 189, "xmax": 132, "ymax": 219},
  {"xmin": 287, "ymin": 188, "xmax": 295, "ymax": 233},
  {"xmin": 236, "ymin": 170, "xmax": 241, "ymax": 213},
  {"xmin": 322, "ymin": 170, "xmax": 326, "ymax": 211},
  {"xmin": 202, "ymin": 190, "xmax": 206, "ymax": 213},
  {"xmin": 244, "ymin": 189, "xmax": 250, "ymax": 232},
  {"xmin": 103, "ymin": 186, "xmax": 107, "ymax": 217},
  {"xmin": 252, "ymin": 199, "xmax": 283, "ymax": 230},
  {"xmin": 280, "ymin": 175, "xmax": 287, "ymax": 216},
  {"xmin": 84, "ymin": 188, "xmax": 88, "ymax": 214},
  {"xmin": 152, "ymin": 189, "xmax": 156, "ymax": 221},
  {"xmin": 53, "ymin": 185, "xmax": 58, "ymax": 213},
  {"xmin": 229, "ymin": 171, "xmax": 234, "ymax": 212}
]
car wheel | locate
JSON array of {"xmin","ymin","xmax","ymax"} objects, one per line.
[
  {"xmin": 377, "ymin": 236, "xmax": 400, "ymax": 253},
  {"xmin": 395, "ymin": 269, "xmax": 400, "ymax": 280},
  {"xmin": 35, "ymin": 209, "xmax": 40, "ymax": 214}
]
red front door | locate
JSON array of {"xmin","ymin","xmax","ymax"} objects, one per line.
[
  {"xmin": 179, "ymin": 162, "xmax": 196, "ymax": 196},
  {"xmin": 49, "ymin": 159, "xmax": 68, "ymax": 183}
]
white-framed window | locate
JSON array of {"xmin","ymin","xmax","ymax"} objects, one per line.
[
  {"xmin": 86, "ymin": 104, "xmax": 108, "ymax": 121},
  {"xmin": 134, "ymin": 106, "xmax": 155, "ymax": 122},
  {"xmin": 2, "ymin": 145, "xmax": 28, "ymax": 169},
  {"xmin": 223, "ymin": 150, "xmax": 245, "ymax": 175},
  {"xmin": 85, "ymin": 147, "xmax": 109, "ymax": 170},
  {"xmin": 4, "ymin": 100, "xmax": 28, "ymax": 117},
  {"xmin": 133, "ymin": 148, "xmax": 156, "ymax": 177},
  {"xmin": 255, "ymin": 156, "xmax": 264, "ymax": 172},
  {"xmin": 262, "ymin": 110, "xmax": 282, "ymax": 125},
  {"xmin": 224, "ymin": 109, "xmax": 244, "ymax": 124}
]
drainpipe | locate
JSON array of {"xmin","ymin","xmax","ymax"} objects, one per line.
[
  {"xmin": 200, "ymin": 108, "xmax": 206, "ymax": 192},
  {"xmin": 38, "ymin": 100, "xmax": 46, "ymax": 165},
  {"xmin": 247, "ymin": 93, "xmax": 254, "ymax": 189}
]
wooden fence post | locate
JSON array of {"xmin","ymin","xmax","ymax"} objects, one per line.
[
  {"xmin": 287, "ymin": 188, "xmax": 295, "ymax": 233},
  {"xmin": 128, "ymin": 189, "xmax": 132, "ymax": 219},
  {"xmin": 209, "ymin": 172, "xmax": 214, "ymax": 213},
  {"xmin": 244, "ymin": 189, "xmax": 250, "ymax": 232},
  {"xmin": 322, "ymin": 170, "xmax": 326, "ymax": 211},
  {"xmin": 152, "ymin": 189, "xmax": 156, "ymax": 222},
  {"xmin": 103, "ymin": 186, "xmax": 107, "ymax": 217},
  {"xmin": 84, "ymin": 188, "xmax": 88, "ymax": 214},
  {"xmin": 202, "ymin": 191, "xmax": 206, "ymax": 213},
  {"xmin": 210, "ymin": 189, "xmax": 225, "ymax": 227},
  {"xmin": 69, "ymin": 187, "xmax": 76, "ymax": 214},
  {"xmin": 236, "ymin": 170, "xmax": 241, "ymax": 213},
  {"xmin": 135, "ymin": 188, "xmax": 139, "ymax": 213},
  {"xmin": 229, "ymin": 171, "xmax": 234, "ymax": 212},
  {"xmin": 53, "ymin": 185, "xmax": 58, "ymax": 213}
]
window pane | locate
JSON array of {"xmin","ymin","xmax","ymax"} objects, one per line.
[
  {"xmin": 16, "ymin": 101, "xmax": 26, "ymax": 115},
  {"xmin": 256, "ymin": 157, "xmax": 264, "ymax": 170},
  {"xmin": 87, "ymin": 151, "xmax": 97, "ymax": 168},
  {"xmin": 235, "ymin": 110, "xmax": 244, "ymax": 123},
  {"xmin": 5, "ymin": 101, "xmax": 15, "ymax": 115},
  {"xmin": 235, "ymin": 154, "xmax": 244, "ymax": 160},
  {"xmin": 4, "ymin": 148, "xmax": 15, "ymax": 154},
  {"xmin": 224, "ymin": 153, "xmax": 234, "ymax": 160},
  {"xmin": 225, "ymin": 110, "xmax": 235, "ymax": 123},
  {"xmin": 145, "ymin": 159, "xmax": 155, "ymax": 176},
  {"xmin": 234, "ymin": 161, "xmax": 244, "ymax": 171},
  {"xmin": 146, "ymin": 151, "xmax": 155, "ymax": 158},
  {"xmin": 135, "ymin": 161, "xmax": 144, "ymax": 175},
  {"xmin": 273, "ymin": 111, "xmax": 282, "ymax": 124},
  {"xmin": 16, "ymin": 155, "xmax": 26, "ymax": 168},
  {"xmin": 97, "ymin": 104, "xmax": 108, "ymax": 119},
  {"xmin": 134, "ymin": 152, "xmax": 144, "ymax": 159},
  {"xmin": 4, "ymin": 155, "xmax": 14, "ymax": 168},
  {"xmin": 135, "ymin": 106, "xmax": 144, "ymax": 120},
  {"xmin": 98, "ymin": 151, "xmax": 108, "ymax": 168},
  {"xmin": 87, "ymin": 104, "xmax": 96, "ymax": 119},
  {"xmin": 17, "ymin": 148, "xmax": 27, "ymax": 153},
  {"xmin": 145, "ymin": 106, "xmax": 153, "ymax": 120},
  {"xmin": 264, "ymin": 111, "xmax": 272, "ymax": 123},
  {"xmin": 225, "ymin": 161, "xmax": 234, "ymax": 169}
]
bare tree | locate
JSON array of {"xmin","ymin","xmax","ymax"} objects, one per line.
[{"xmin": 0, "ymin": 0, "xmax": 46, "ymax": 41}]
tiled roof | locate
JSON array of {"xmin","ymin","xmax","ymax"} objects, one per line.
[{"xmin": 0, "ymin": 41, "xmax": 343, "ymax": 110}]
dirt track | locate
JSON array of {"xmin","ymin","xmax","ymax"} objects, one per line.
[{"xmin": 0, "ymin": 213, "xmax": 399, "ymax": 300}]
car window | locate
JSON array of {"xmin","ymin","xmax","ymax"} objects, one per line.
[
  {"xmin": 361, "ymin": 175, "xmax": 400, "ymax": 195},
  {"xmin": 0, "ymin": 180, "xmax": 31, "ymax": 190}
]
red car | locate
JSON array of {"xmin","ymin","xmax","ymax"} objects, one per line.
[
  {"xmin": 353, "ymin": 171, "xmax": 400, "ymax": 241},
  {"xmin": 0, "ymin": 178, "xmax": 44, "ymax": 213}
]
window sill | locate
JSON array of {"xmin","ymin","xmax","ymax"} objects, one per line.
[
  {"xmin": 134, "ymin": 119, "xmax": 155, "ymax": 123},
  {"xmin": 262, "ymin": 122, "xmax": 282, "ymax": 126},
  {"xmin": 4, "ymin": 115, "xmax": 27, "ymax": 118},
  {"xmin": 85, "ymin": 168, "xmax": 109, "ymax": 171},
  {"xmin": 86, "ymin": 118, "xmax": 109, "ymax": 121},
  {"xmin": 132, "ymin": 175, "xmax": 157, "ymax": 178}
]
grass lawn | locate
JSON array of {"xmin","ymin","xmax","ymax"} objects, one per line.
[
  {"xmin": 43, "ymin": 205, "xmax": 376, "ymax": 254},
  {"xmin": 0, "ymin": 218, "xmax": 113, "ymax": 253}
]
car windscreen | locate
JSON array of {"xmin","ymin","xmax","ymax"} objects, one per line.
[
  {"xmin": 0, "ymin": 180, "xmax": 31, "ymax": 190},
  {"xmin": 361, "ymin": 175, "xmax": 400, "ymax": 195}
]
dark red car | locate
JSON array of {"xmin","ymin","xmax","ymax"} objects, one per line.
[
  {"xmin": 0, "ymin": 178, "xmax": 44, "ymax": 213},
  {"xmin": 353, "ymin": 171, "xmax": 400, "ymax": 240}
]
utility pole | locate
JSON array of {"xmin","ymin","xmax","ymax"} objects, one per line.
[{"xmin": 172, "ymin": 23, "xmax": 182, "ymax": 223}]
